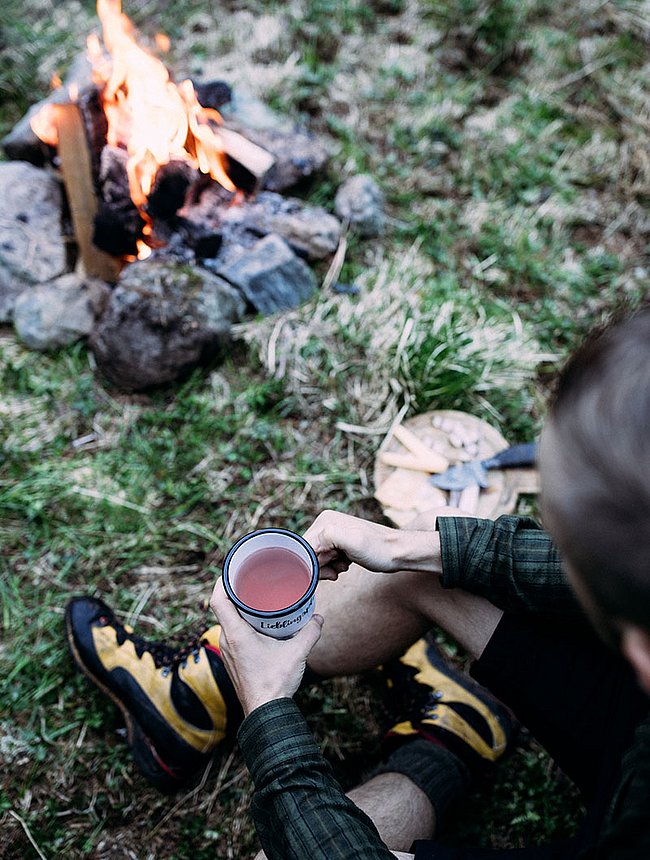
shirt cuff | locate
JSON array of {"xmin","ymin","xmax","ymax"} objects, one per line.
[
  {"xmin": 436, "ymin": 515, "xmax": 485, "ymax": 590},
  {"xmin": 237, "ymin": 698, "xmax": 321, "ymax": 787}
]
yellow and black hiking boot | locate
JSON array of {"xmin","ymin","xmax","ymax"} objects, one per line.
[
  {"xmin": 65, "ymin": 596, "xmax": 242, "ymax": 794},
  {"xmin": 383, "ymin": 634, "xmax": 517, "ymax": 770}
]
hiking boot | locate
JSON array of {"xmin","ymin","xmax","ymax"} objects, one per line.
[
  {"xmin": 65, "ymin": 596, "xmax": 242, "ymax": 794},
  {"xmin": 383, "ymin": 634, "xmax": 517, "ymax": 769}
]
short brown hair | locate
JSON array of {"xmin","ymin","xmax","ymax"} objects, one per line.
[{"xmin": 544, "ymin": 304, "xmax": 650, "ymax": 631}]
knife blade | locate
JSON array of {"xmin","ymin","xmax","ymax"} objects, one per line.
[{"xmin": 429, "ymin": 442, "xmax": 538, "ymax": 491}]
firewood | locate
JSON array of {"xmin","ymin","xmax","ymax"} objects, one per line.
[
  {"xmin": 390, "ymin": 423, "xmax": 449, "ymax": 472},
  {"xmin": 219, "ymin": 126, "xmax": 275, "ymax": 193},
  {"xmin": 56, "ymin": 103, "xmax": 123, "ymax": 283},
  {"xmin": 379, "ymin": 450, "xmax": 449, "ymax": 474}
]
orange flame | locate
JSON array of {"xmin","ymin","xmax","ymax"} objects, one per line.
[
  {"xmin": 136, "ymin": 240, "xmax": 153, "ymax": 260},
  {"xmin": 32, "ymin": 0, "xmax": 235, "ymax": 233},
  {"xmin": 155, "ymin": 32, "xmax": 170, "ymax": 53},
  {"xmin": 30, "ymin": 80, "xmax": 80, "ymax": 148},
  {"xmin": 94, "ymin": 0, "xmax": 235, "ymax": 208},
  {"xmin": 31, "ymin": 105, "xmax": 59, "ymax": 147}
]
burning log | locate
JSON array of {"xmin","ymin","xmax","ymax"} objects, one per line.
[
  {"xmin": 92, "ymin": 145, "xmax": 144, "ymax": 257},
  {"xmin": 193, "ymin": 80, "xmax": 232, "ymax": 112},
  {"xmin": 91, "ymin": 146, "xmax": 225, "ymax": 259},
  {"xmin": 223, "ymin": 121, "xmax": 330, "ymax": 193},
  {"xmin": 147, "ymin": 160, "xmax": 196, "ymax": 219},
  {"xmin": 218, "ymin": 127, "xmax": 275, "ymax": 195},
  {"xmin": 77, "ymin": 86, "xmax": 109, "ymax": 193},
  {"xmin": 1, "ymin": 53, "xmax": 95, "ymax": 166},
  {"xmin": 56, "ymin": 103, "xmax": 123, "ymax": 282}
]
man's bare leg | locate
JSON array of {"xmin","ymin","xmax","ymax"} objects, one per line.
[
  {"xmin": 309, "ymin": 561, "xmax": 503, "ymax": 676},
  {"xmin": 348, "ymin": 772, "xmax": 435, "ymax": 850}
]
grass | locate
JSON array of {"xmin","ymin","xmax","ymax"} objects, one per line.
[{"xmin": 1, "ymin": 0, "xmax": 649, "ymax": 857}]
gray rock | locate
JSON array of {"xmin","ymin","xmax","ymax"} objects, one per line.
[
  {"xmin": 1, "ymin": 53, "xmax": 94, "ymax": 165},
  {"xmin": 239, "ymin": 192, "xmax": 340, "ymax": 261},
  {"xmin": 0, "ymin": 265, "xmax": 31, "ymax": 323},
  {"xmin": 189, "ymin": 189, "xmax": 340, "ymax": 261},
  {"xmin": 217, "ymin": 234, "xmax": 317, "ymax": 315},
  {"xmin": 13, "ymin": 273, "xmax": 109, "ymax": 350},
  {"xmin": 0, "ymin": 162, "xmax": 67, "ymax": 284},
  {"xmin": 335, "ymin": 174, "xmax": 385, "ymax": 237},
  {"xmin": 89, "ymin": 260, "xmax": 245, "ymax": 391}
]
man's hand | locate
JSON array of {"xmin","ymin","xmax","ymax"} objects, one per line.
[
  {"xmin": 304, "ymin": 510, "xmax": 443, "ymax": 580},
  {"xmin": 210, "ymin": 577, "xmax": 324, "ymax": 717}
]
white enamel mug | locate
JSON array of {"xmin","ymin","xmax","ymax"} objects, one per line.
[{"xmin": 222, "ymin": 528, "xmax": 319, "ymax": 639}]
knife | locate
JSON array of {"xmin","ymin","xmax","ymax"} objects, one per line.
[{"xmin": 429, "ymin": 442, "xmax": 538, "ymax": 492}]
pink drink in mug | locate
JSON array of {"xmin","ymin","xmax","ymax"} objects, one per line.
[{"xmin": 223, "ymin": 529, "xmax": 319, "ymax": 638}]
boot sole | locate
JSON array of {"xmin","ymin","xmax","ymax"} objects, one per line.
[{"xmin": 64, "ymin": 607, "xmax": 191, "ymax": 794}]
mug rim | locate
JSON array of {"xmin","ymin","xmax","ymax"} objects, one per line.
[{"xmin": 222, "ymin": 527, "xmax": 319, "ymax": 618}]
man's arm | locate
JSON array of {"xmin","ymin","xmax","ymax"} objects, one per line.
[
  {"xmin": 303, "ymin": 509, "xmax": 581, "ymax": 616},
  {"xmin": 239, "ymin": 698, "xmax": 398, "ymax": 860},
  {"xmin": 211, "ymin": 579, "xmax": 397, "ymax": 860}
]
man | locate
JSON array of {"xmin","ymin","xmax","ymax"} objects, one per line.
[{"xmin": 66, "ymin": 306, "xmax": 650, "ymax": 857}]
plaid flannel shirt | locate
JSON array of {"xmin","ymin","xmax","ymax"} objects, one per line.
[{"xmin": 237, "ymin": 516, "xmax": 650, "ymax": 860}]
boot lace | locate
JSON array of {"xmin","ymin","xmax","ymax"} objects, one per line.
[{"xmin": 103, "ymin": 614, "xmax": 210, "ymax": 671}]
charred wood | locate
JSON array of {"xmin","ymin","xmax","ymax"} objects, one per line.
[
  {"xmin": 153, "ymin": 216, "xmax": 222, "ymax": 262},
  {"xmin": 77, "ymin": 85, "xmax": 108, "ymax": 193},
  {"xmin": 94, "ymin": 146, "xmax": 144, "ymax": 257},
  {"xmin": 93, "ymin": 200, "xmax": 144, "ymax": 257},
  {"xmin": 193, "ymin": 80, "xmax": 232, "ymax": 111},
  {"xmin": 146, "ymin": 160, "xmax": 196, "ymax": 219}
]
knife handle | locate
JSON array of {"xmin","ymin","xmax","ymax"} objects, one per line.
[{"xmin": 483, "ymin": 442, "xmax": 538, "ymax": 470}]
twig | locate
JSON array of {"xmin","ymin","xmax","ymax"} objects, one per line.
[
  {"xmin": 546, "ymin": 54, "xmax": 617, "ymax": 94},
  {"xmin": 132, "ymin": 563, "xmax": 201, "ymax": 577},
  {"xmin": 206, "ymin": 748, "xmax": 239, "ymax": 816},
  {"xmin": 68, "ymin": 485, "xmax": 150, "ymax": 514},
  {"xmin": 126, "ymin": 582, "xmax": 158, "ymax": 627},
  {"xmin": 71, "ymin": 432, "xmax": 98, "ymax": 449},
  {"xmin": 266, "ymin": 316, "xmax": 287, "ymax": 377},
  {"xmin": 150, "ymin": 757, "xmax": 214, "ymax": 836},
  {"xmin": 75, "ymin": 721, "xmax": 88, "ymax": 749},
  {"xmin": 321, "ymin": 224, "xmax": 349, "ymax": 293},
  {"xmin": 334, "ymin": 421, "xmax": 390, "ymax": 435},
  {"xmin": 8, "ymin": 810, "xmax": 48, "ymax": 860}
]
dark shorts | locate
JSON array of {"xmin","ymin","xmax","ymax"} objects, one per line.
[
  {"xmin": 412, "ymin": 611, "xmax": 649, "ymax": 859},
  {"xmin": 471, "ymin": 612, "xmax": 647, "ymax": 804}
]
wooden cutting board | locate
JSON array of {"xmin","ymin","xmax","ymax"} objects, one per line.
[{"xmin": 373, "ymin": 410, "xmax": 539, "ymax": 529}]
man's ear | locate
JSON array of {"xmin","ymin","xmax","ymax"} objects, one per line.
[{"xmin": 620, "ymin": 626, "xmax": 650, "ymax": 695}]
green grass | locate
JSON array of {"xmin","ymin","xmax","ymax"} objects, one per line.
[{"xmin": 1, "ymin": 0, "xmax": 649, "ymax": 856}]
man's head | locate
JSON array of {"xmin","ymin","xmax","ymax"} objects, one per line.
[{"xmin": 539, "ymin": 305, "xmax": 650, "ymax": 692}]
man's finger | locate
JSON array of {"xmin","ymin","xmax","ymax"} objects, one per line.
[
  {"xmin": 302, "ymin": 523, "xmax": 325, "ymax": 555},
  {"xmin": 293, "ymin": 613, "xmax": 324, "ymax": 654},
  {"xmin": 210, "ymin": 576, "xmax": 240, "ymax": 625}
]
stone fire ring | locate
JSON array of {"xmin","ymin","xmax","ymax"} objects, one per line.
[{"xmin": 373, "ymin": 409, "xmax": 539, "ymax": 529}]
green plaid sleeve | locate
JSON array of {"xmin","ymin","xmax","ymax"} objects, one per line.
[
  {"xmin": 437, "ymin": 515, "xmax": 582, "ymax": 615},
  {"xmin": 238, "ymin": 697, "xmax": 395, "ymax": 860}
]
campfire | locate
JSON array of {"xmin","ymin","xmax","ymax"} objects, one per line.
[
  {"xmin": 1, "ymin": 1, "xmax": 383, "ymax": 391},
  {"xmin": 30, "ymin": 0, "xmax": 294, "ymax": 274}
]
